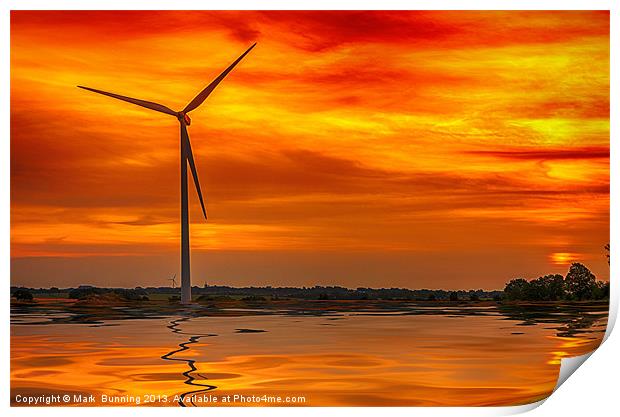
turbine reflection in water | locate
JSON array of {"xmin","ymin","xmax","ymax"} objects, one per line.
[{"xmin": 160, "ymin": 317, "xmax": 217, "ymax": 407}]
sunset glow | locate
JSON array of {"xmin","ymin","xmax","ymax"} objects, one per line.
[
  {"xmin": 10, "ymin": 11, "xmax": 609, "ymax": 289},
  {"xmin": 550, "ymin": 252, "xmax": 580, "ymax": 266}
]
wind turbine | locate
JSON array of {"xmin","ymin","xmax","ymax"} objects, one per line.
[
  {"xmin": 79, "ymin": 43, "xmax": 256, "ymax": 304},
  {"xmin": 169, "ymin": 274, "xmax": 177, "ymax": 289}
]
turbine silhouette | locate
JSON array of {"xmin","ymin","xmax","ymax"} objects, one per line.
[
  {"xmin": 169, "ymin": 274, "xmax": 177, "ymax": 289},
  {"xmin": 79, "ymin": 43, "xmax": 256, "ymax": 304}
]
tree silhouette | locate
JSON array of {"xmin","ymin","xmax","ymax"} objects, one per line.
[
  {"xmin": 502, "ymin": 264, "xmax": 606, "ymax": 302},
  {"xmin": 604, "ymin": 243, "xmax": 610, "ymax": 265},
  {"xmin": 591, "ymin": 281, "xmax": 610, "ymax": 300},
  {"xmin": 12, "ymin": 289, "xmax": 33, "ymax": 301},
  {"xmin": 565, "ymin": 263, "xmax": 596, "ymax": 301},
  {"xmin": 526, "ymin": 274, "xmax": 565, "ymax": 301},
  {"xmin": 545, "ymin": 274, "xmax": 566, "ymax": 300},
  {"xmin": 503, "ymin": 278, "xmax": 529, "ymax": 300}
]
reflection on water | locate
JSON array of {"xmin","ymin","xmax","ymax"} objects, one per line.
[
  {"xmin": 160, "ymin": 318, "xmax": 217, "ymax": 407},
  {"xmin": 11, "ymin": 300, "xmax": 607, "ymax": 406}
]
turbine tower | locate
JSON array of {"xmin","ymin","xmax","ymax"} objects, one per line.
[{"xmin": 79, "ymin": 43, "xmax": 256, "ymax": 304}]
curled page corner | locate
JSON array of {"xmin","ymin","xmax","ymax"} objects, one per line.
[
  {"xmin": 553, "ymin": 351, "xmax": 594, "ymax": 392},
  {"xmin": 507, "ymin": 352, "xmax": 598, "ymax": 416},
  {"xmin": 551, "ymin": 295, "xmax": 614, "ymax": 397},
  {"xmin": 504, "ymin": 398, "xmax": 547, "ymax": 415}
]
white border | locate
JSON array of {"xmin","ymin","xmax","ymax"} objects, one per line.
[{"xmin": 2, "ymin": 2, "xmax": 616, "ymax": 417}]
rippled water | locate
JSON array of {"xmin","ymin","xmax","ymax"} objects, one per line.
[{"xmin": 11, "ymin": 299, "xmax": 607, "ymax": 406}]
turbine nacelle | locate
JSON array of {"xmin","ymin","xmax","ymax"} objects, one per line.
[{"xmin": 177, "ymin": 112, "xmax": 192, "ymax": 126}]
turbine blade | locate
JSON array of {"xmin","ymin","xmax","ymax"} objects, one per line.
[
  {"xmin": 78, "ymin": 86, "xmax": 177, "ymax": 116},
  {"xmin": 183, "ymin": 43, "xmax": 256, "ymax": 113},
  {"xmin": 181, "ymin": 124, "xmax": 208, "ymax": 221}
]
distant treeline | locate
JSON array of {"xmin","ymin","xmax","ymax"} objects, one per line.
[
  {"xmin": 11, "ymin": 262, "xmax": 608, "ymax": 303},
  {"xmin": 11, "ymin": 284, "xmax": 503, "ymax": 302},
  {"xmin": 193, "ymin": 286, "xmax": 503, "ymax": 302},
  {"xmin": 503, "ymin": 262, "xmax": 609, "ymax": 301}
]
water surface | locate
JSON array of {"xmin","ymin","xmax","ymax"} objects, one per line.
[{"xmin": 11, "ymin": 299, "xmax": 607, "ymax": 406}]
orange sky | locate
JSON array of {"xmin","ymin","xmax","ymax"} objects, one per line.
[{"xmin": 10, "ymin": 11, "xmax": 609, "ymax": 289}]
